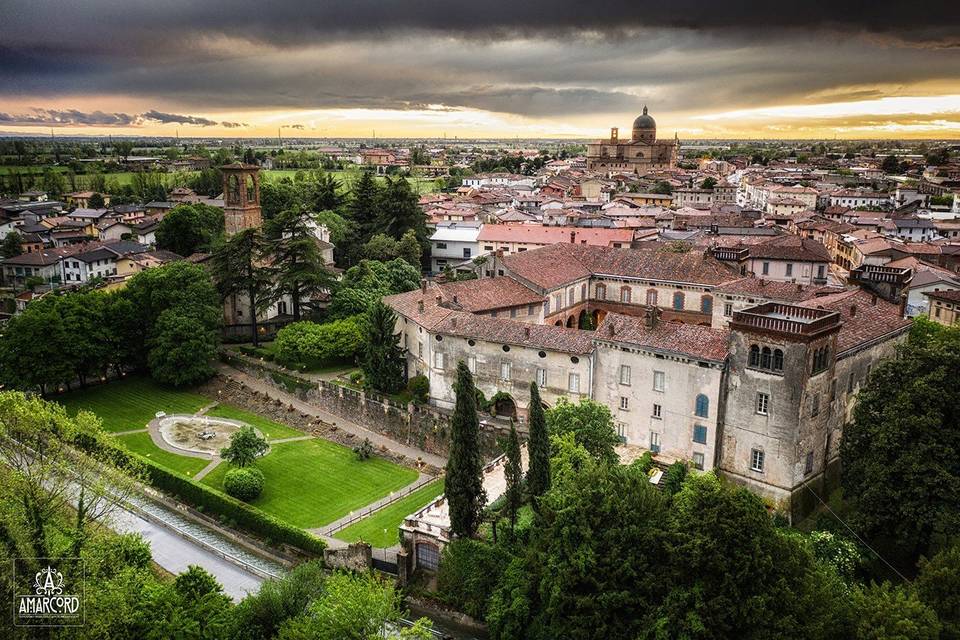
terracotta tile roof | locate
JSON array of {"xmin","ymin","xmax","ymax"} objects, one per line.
[
  {"xmin": 747, "ymin": 234, "xmax": 831, "ymax": 262},
  {"xmin": 925, "ymin": 289, "xmax": 960, "ymax": 303},
  {"xmin": 799, "ymin": 289, "xmax": 911, "ymax": 354},
  {"xmin": 714, "ymin": 277, "xmax": 844, "ymax": 301},
  {"xmin": 502, "ymin": 243, "xmax": 739, "ymax": 290},
  {"xmin": 384, "ymin": 286, "xmax": 456, "ymax": 330},
  {"xmin": 595, "ymin": 312, "xmax": 730, "ymax": 362},
  {"xmin": 433, "ymin": 312, "xmax": 595, "ymax": 355},
  {"xmin": 433, "ymin": 277, "xmax": 542, "ymax": 313},
  {"xmin": 477, "ymin": 224, "xmax": 633, "ymax": 246}
]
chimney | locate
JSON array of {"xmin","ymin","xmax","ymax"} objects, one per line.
[
  {"xmin": 607, "ymin": 322, "xmax": 616, "ymax": 337},
  {"xmin": 569, "ymin": 230, "xmax": 576, "ymax": 244},
  {"xmin": 417, "ymin": 300, "xmax": 424, "ymax": 313},
  {"xmin": 797, "ymin": 283, "xmax": 803, "ymax": 292},
  {"xmin": 452, "ymin": 295, "xmax": 458, "ymax": 303},
  {"xmin": 759, "ymin": 278, "xmax": 766, "ymax": 287},
  {"xmin": 850, "ymin": 304, "xmax": 857, "ymax": 317},
  {"xmin": 436, "ymin": 295, "xmax": 442, "ymax": 305},
  {"xmin": 524, "ymin": 326, "xmax": 530, "ymax": 338},
  {"xmin": 420, "ymin": 279, "xmax": 427, "ymax": 294},
  {"xmin": 451, "ymin": 317, "xmax": 457, "ymax": 328},
  {"xmin": 871, "ymin": 294, "xmax": 878, "ymax": 306},
  {"xmin": 645, "ymin": 306, "xmax": 659, "ymax": 329}
]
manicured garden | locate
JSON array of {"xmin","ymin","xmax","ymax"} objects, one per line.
[
  {"xmin": 335, "ymin": 478, "xmax": 445, "ymax": 548},
  {"xmin": 115, "ymin": 431, "xmax": 210, "ymax": 477},
  {"xmin": 57, "ymin": 375, "xmax": 209, "ymax": 432},
  {"xmin": 201, "ymin": 438, "xmax": 419, "ymax": 528}
]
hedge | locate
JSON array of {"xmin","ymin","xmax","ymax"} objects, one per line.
[
  {"xmin": 72, "ymin": 431, "xmax": 326, "ymax": 556},
  {"xmin": 274, "ymin": 318, "xmax": 363, "ymax": 369}
]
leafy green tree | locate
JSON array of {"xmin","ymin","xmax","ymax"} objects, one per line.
[
  {"xmin": 88, "ymin": 192, "xmax": 106, "ymax": 208},
  {"xmin": 264, "ymin": 206, "xmax": 334, "ymax": 321},
  {"xmin": 700, "ymin": 176, "xmax": 718, "ymax": 189},
  {"xmin": 1, "ymin": 231, "xmax": 23, "ymax": 258},
  {"xmin": 274, "ymin": 318, "xmax": 364, "ymax": 368},
  {"xmin": 155, "ymin": 203, "xmax": 225, "ymax": 256},
  {"xmin": 437, "ymin": 538, "xmax": 513, "ymax": 620},
  {"xmin": 446, "ymin": 362, "xmax": 487, "ymax": 538},
  {"xmin": 363, "ymin": 233, "xmax": 400, "ymax": 261},
  {"xmin": 220, "ymin": 425, "xmax": 269, "ymax": 467},
  {"xmin": 210, "ymin": 227, "xmax": 271, "ymax": 346},
  {"xmin": 57, "ymin": 291, "xmax": 111, "ymax": 387},
  {"xmin": 545, "ymin": 398, "xmax": 620, "ymax": 465},
  {"xmin": 526, "ymin": 382, "xmax": 551, "ymax": 503},
  {"xmin": 916, "ymin": 544, "xmax": 960, "ymax": 639},
  {"xmin": 503, "ymin": 420, "xmax": 523, "ymax": 532},
  {"xmin": 853, "ymin": 582, "xmax": 940, "ymax": 640},
  {"xmin": 0, "ymin": 299, "xmax": 72, "ymax": 395},
  {"xmin": 174, "ymin": 565, "xmax": 224, "ymax": 603},
  {"xmin": 307, "ymin": 170, "xmax": 344, "ymax": 212},
  {"xmin": 147, "ymin": 309, "xmax": 218, "ymax": 386},
  {"xmin": 650, "ymin": 179, "xmax": 673, "ymax": 195},
  {"xmin": 359, "ymin": 300, "xmax": 405, "ymax": 393},
  {"xmin": 376, "ymin": 176, "xmax": 427, "ymax": 242},
  {"xmin": 881, "ymin": 155, "xmax": 902, "ymax": 174},
  {"xmin": 841, "ymin": 318, "xmax": 960, "ymax": 564},
  {"xmin": 397, "ymin": 228, "xmax": 422, "ymax": 268},
  {"xmin": 227, "ymin": 561, "xmax": 328, "ymax": 640},
  {"xmin": 41, "ymin": 167, "xmax": 66, "ymax": 199}
]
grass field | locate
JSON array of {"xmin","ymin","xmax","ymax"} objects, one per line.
[
  {"xmin": 201, "ymin": 439, "xmax": 418, "ymax": 528},
  {"xmin": 204, "ymin": 404, "xmax": 304, "ymax": 440},
  {"xmin": 335, "ymin": 479, "xmax": 444, "ymax": 548},
  {"xmin": 57, "ymin": 376, "xmax": 209, "ymax": 432},
  {"xmin": 115, "ymin": 431, "xmax": 210, "ymax": 477}
]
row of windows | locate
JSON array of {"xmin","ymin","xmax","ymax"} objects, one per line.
[
  {"xmin": 594, "ymin": 284, "xmax": 713, "ymax": 313},
  {"xmin": 748, "ymin": 345, "xmax": 784, "ymax": 372},
  {"xmin": 438, "ymin": 353, "xmax": 585, "ymax": 392}
]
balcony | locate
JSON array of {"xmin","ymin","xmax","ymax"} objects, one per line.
[{"xmin": 731, "ymin": 302, "xmax": 842, "ymax": 338}]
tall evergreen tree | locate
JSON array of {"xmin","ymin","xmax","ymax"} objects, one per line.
[
  {"xmin": 264, "ymin": 206, "xmax": 333, "ymax": 321},
  {"xmin": 446, "ymin": 362, "xmax": 487, "ymax": 538},
  {"xmin": 377, "ymin": 176, "xmax": 427, "ymax": 241},
  {"xmin": 503, "ymin": 420, "xmax": 522, "ymax": 533},
  {"xmin": 349, "ymin": 171, "xmax": 381, "ymax": 243},
  {"xmin": 210, "ymin": 228, "xmax": 271, "ymax": 346},
  {"xmin": 359, "ymin": 300, "xmax": 406, "ymax": 394},
  {"xmin": 526, "ymin": 382, "xmax": 551, "ymax": 502}
]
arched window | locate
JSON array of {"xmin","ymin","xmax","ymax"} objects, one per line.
[
  {"xmin": 761, "ymin": 347, "xmax": 772, "ymax": 369},
  {"xmin": 773, "ymin": 349, "xmax": 784, "ymax": 371},
  {"xmin": 595, "ymin": 283, "xmax": 607, "ymax": 300},
  {"xmin": 673, "ymin": 291, "xmax": 684, "ymax": 310},
  {"xmin": 749, "ymin": 344, "xmax": 760, "ymax": 367},
  {"xmin": 620, "ymin": 286, "xmax": 632, "ymax": 303},
  {"xmin": 646, "ymin": 289, "xmax": 658, "ymax": 305},
  {"xmin": 695, "ymin": 394, "xmax": 709, "ymax": 418},
  {"xmin": 701, "ymin": 295, "xmax": 713, "ymax": 314}
]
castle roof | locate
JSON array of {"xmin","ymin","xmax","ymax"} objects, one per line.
[{"xmin": 595, "ymin": 312, "xmax": 730, "ymax": 362}]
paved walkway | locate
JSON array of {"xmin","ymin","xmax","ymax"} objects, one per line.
[
  {"xmin": 113, "ymin": 427, "xmax": 148, "ymax": 436},
  {"xmin": 267, "ymin": 434, "xmax": 314, "ymax": 444},
  {"xmin": 311, "ymin": 472, "xmax": 438, "ymax": 537},
  {"xmin": 193, "ymin": 458, "xmax": 223, "ymax": 481},
  {"xmin": 215, "ymin": 363, "xmax": 447, "ymax": 468}
]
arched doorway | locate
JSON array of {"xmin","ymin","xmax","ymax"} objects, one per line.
[
  {"xmin": 565, "ymin": 315, "xmax": 575, "ymax": 328},
  {"xmin": 592, "ymin": 309, "xmax": 607, "ymax": 326},
  {"xmin": 493, "ymin": 394, "xmax": 517, "ymax": 419},
  {"xmin": 554, "ymin": 320, "xmax": 562, "ymax": 327},
  {"xmin": 577, "ymin": 309, "xmax": 592, "ymax": 330}
]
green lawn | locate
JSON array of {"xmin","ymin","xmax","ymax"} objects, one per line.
[
  {"xmin": 335, "ymin": 479, "xmax": 444, "ymax": 548},
  {"xmin": 204, "ymin": 404, "xmax": 304, "ymax": 440},
  {"xmin": 115, "ymin": 431, "xmax": 210, "ymax": 477},
  {"xmin": 201, "ymin": 439, "xmax": 418, "ymax": 528},
  {"xmin": 57, "ymin": 376, "xmax": 209, "ymax": 432}
]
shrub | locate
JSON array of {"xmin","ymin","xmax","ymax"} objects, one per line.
[
  {"xmin": 663, "ymin": 461, "xmax": 688, "ymax": 495},
  {"xmin": 274, "ymin": 317, "xmax": 363, "ymax": 369},
  {"xmin": 349, "ymin": 371, "xmax": 364, "ymax": 385},
  {"xmin": 407, "ymin": 375, "xmax": 429, "ymax": 404},
  {"xmin": 437, "ymin": 538, "xmax": 513, "ymax": 620},
  {"xmin": 353, "ymin": 437, "xmax": 373, "ymax": 461},
  {"xmin": 224, "ymin": 467, "xmax": 265, "ymax": 501}
]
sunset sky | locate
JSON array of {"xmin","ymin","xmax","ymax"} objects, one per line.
[{"xmin": 2, "ymin": 1, "xmax": 959, "ymax": 140}]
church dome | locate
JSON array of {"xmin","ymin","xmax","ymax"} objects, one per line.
[{"xmin": 633, "ymin": 105, "xmax": 656, "ymax": 130}]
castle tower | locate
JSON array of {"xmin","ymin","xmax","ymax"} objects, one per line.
[
  {"xmin": 720, "ymin": 302, "xmax": 843, "ymax": 520},
  {"xmin": 221, "ymin": 162, "xmax": 262, "ymax": 235}
]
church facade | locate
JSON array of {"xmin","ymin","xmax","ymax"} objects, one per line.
[{"xmin": 586, "ymin": 106, "xmax": 679, "ymax": 173}]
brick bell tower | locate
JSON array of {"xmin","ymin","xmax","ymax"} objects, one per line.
[{"xmin": 221, "ymin": 162, "xmax": 262, "ymax": 235}]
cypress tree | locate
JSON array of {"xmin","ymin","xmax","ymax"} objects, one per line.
[
  {"xmin": 503, "ymin": 420, "xmax": 522, "ymax": 533},
  {"xmin": 526, "ymin": 381, "xmax": 551, "ymax": 502},
  {"xmin": 349, "ymin": 171, "xmax": 381, "ymax": 243},
  {"xmin": 446, "ymin": 362, "xmax": 487, "ymax": 538},
  {"xmin": 360, "ymin": 300, "xmax": 406, "ymax": 394}
]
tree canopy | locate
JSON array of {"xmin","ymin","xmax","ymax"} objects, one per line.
[{"xmin": 155, "ymin": 203, "xmax": 225, "ymax": 256}]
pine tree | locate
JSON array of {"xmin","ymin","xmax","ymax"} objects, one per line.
[
  {"xmin": 377, "ymin": 176, "xmax": 427, "ymax": 241},
  {"xmin": 360, "ymin": 300, "xmax": 406, "ymax": 394},
  {"xmin": 447, "ymin": 362, "xmax": 487, "ymax": 538},
  {"xmin": 264, "ymin": 206, "xmax": 333, "ymax": 321},
  {"xmin": 210, "ymin": 228, "xmax": 271, "ymax": 346},
  {"xmin": 503, "ymin": 420, "xmax": 523, "ymax": 533},
  {"xmin": 349, "ymin": 171, "xmax": 381, "ymax": 243},
  {"xmin": 526, "ymin": 381, "xmax": 551, "ymax": 503}
]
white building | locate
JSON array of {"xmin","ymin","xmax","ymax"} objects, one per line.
[{"xmin": 429, "ymin": 222, "xmax": 482, "ymax": 274}]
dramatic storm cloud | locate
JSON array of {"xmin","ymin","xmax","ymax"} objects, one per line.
[{"xmin": 1, "ymin": 1, "xmax": 958, "ymax": 137}]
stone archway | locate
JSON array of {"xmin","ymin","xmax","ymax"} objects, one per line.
[
  {"xmin": 565, "ymin": 315, "xmax": 575, "ymax": 328},
  {"xmin": 593, "ymin": 309, "xmax": 607, "ymax": 326},
  {"xmin": 554, "ymin": 320, "xmax": 562, "ymax": 327},
  {"xmin": 494, "ymin": 395, "xmax": 518, "ymax": 419}
]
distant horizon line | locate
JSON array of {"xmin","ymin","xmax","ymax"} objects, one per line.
[{"xmin": 1, "ymin": 131, "xmax": 958, "ymax": 144}]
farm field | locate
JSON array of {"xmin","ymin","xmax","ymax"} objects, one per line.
[
  {"xmin": 201, "ymin": 438, "xmax": 418, "ymax": 528},
  {"xmin": 335, "ymin": 478, "xmax": 445, "ymax": 548}
]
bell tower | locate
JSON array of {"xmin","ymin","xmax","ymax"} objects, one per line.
[{"xmin": 221, "ymin": 162, "xmax": 262, "ymax": 235}]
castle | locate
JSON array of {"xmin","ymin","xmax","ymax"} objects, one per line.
[
  {"xmin": 385, "ymin": 242, "xmax": 911, "ymax": 520},
  {"xmin": 585, "ymin": 106, "xmax": 679, "ymax": 173}
]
